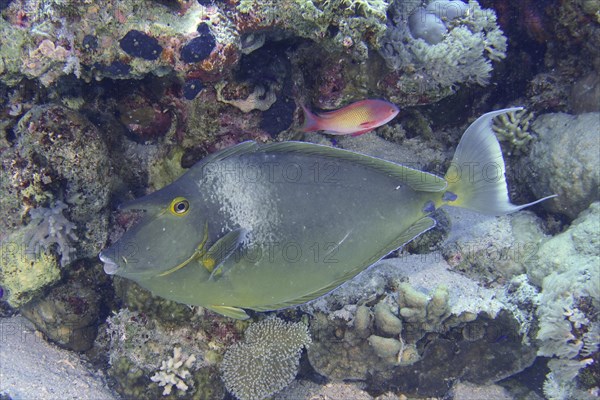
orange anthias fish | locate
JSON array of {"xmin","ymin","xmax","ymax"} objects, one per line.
[{"xmin": 301, "ymin": 99, "xmax": 400, "ymax": 136}]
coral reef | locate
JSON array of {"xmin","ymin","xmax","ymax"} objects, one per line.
[
  {"xmin": 517, "ymin": 202, "xmax": 600, "ymax": 398},
  {"xmin": 379, "ymin": 0, "xmax": 507, "ymax": 104},
  {"xmin": 0, "ymin": 1, "xmax": 240, "ymax": 85},
  {"xmin": 233, "ymin": 0, "xmax": 390, "ymax": 61},
  {"xmin": 21, "ymin": 279, "xmax": 102, "ymax": 351},
  {"xmin": 0, "ymin": 0, "xmax": 597, "ymax": 398},
  {"xmin": 517, "ymin": 112, "xmax": 600, "ymax": 220},
  {"xmin": 216, "ymin": 81, "xmax": 277, "ymax": 113},
  {"xmin": 304, "ymin": 255, "xmax": 537, "ymax": 395},
  {"xmin": 221, "ymin": 317, "xmax": 311, "ymax": 400},
  {"xmin": 440, "ymin": 204, "xmax": 548, "ymax": 284},
  {"xmin": 118, "ymin": 93, "xmax": 174, "ymax": 143},
  {"xmin": 522, "ymin": 0, "xmax": 600, "ymax": 114},
  {"xmin": 2, "ymin": 103, "xmax": 110, "ymax": 233},
  {"xmin": 100, "ymin": 306, "xmax": 238, "ymax": 399}
]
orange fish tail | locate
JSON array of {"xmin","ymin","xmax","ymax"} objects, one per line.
[{"xmin": 301, "ymin": 105, "xmax": 321, "ymax": 132}]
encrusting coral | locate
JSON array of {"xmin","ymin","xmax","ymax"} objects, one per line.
[{"xmin": 220, "ymin": 317, "xmax": 311, "ymax": 400}]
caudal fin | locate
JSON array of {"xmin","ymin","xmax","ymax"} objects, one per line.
[
  {"xmin": 301, "ymin": 105, "xmax": 320, "ymax": 132},
  {"xmin": 443, "ymin": 108, "xmax": 556, "ymax": 216}
]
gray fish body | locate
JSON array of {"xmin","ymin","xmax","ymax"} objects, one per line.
[
  {"xmin": 99, "ymin": 109, "xmax": 554, "ymax": 319},
  {"xmin": 110, "ymin": 145, "xmax": 435, "ymax": 312}
]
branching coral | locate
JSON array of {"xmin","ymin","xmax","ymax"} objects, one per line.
[
  {"xmin": 220, "ymin": 317, "xmax": 311, "ymax": 400},
  {"xmin": 492, "ymin": 109, "xmax": 535, "ymax": 156},
  {"xmin": 24, "ymin": 200, "xmax": 78, "ymax": 268},
  {"xmin": 150, "ymin": 347, "xmax": 197, "ymax": 396}
]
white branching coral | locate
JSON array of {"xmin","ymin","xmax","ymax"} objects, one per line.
[
  {"xmin": 24, "ymin": 200, "xmax": 78, "ymax": 268},
  {"xmin": 220, "ymin": 317, "xmax": 312, "ymax": 400},
  {"xmin": 151, "ymin": 347, "xmax": 196, "ymax": 396}
]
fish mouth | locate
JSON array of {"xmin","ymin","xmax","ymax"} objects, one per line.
[{"xmin": 99, "ymin": 251, "xmax": 120, "ymax": 275}]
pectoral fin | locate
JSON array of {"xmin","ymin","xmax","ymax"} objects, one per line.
[
  {"xmin": 203, "ymin": 228, "xmax": 246, "ymax": 279},
  {"xmin": 207, "ymin": 305, "xmax": 250, "ymax": 320}
]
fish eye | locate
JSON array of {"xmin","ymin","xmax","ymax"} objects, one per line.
[{"xmin": 169, "ymin": 197, "xmax": 190, "ymax": 216}]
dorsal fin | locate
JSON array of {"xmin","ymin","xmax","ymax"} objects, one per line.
[
  {"xmin": 194, "ymin": 141, "xmax": 259, "ymax": 169},
  {"xmin": 260, "ymin": 141, "xmax": 447, "ymax": 192}
]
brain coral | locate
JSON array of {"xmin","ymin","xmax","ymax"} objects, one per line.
[{"xmin": 220, "ymin": 317, "xmax": 311, "ymax": 400}]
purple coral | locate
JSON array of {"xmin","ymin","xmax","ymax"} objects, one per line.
[{"xmin": 24, "ymin": 201, "xmax": 78, "ymax": 268}]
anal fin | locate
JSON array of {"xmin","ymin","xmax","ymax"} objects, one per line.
[
  {"xmin": 207, "ymin": 305, "xmax": 249, "ymax": 320},
  {"xmin": 351, "ymin": 128, "xmax": 374, "ymax": 136}
]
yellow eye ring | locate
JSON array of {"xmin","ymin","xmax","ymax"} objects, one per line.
[{"xmin": 169, "ymin": 197, "xmax": 190, "ymax": 216}]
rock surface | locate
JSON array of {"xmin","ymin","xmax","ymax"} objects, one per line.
[
  {"xmin": 519, "ymin": 112, "xmax": 600, "ymax": 220},
  {"xmin": 0, "ymin": 315, "xmax": 118, "ymax": 400}
]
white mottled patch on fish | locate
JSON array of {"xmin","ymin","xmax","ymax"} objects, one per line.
[{"xmin": 203, "ymin": 159, "xmax": 281, "ymax": 246}]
